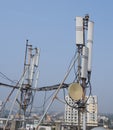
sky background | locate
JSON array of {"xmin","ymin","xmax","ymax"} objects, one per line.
[{"xmin": 0, "ymin": 0, "xmax": 113, "ymax": 114}]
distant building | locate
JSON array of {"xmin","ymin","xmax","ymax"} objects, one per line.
[
  {"xmin": 64, "ymin": 96, "xmax": 78, "ymax": 125},
  {"xmin": 64, "ymin": 95, "xmax": 98, "ymax": 127},
  {"xmin": 86, "ymin": 96, "xmax": 98, "ymax": 126}
]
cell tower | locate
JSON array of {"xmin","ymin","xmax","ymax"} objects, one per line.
[
  {"xmin": 68, "ymin": 15, "xmax": 94, "ymax": 130},
  {"xmin": 4, "ymin": 40, "xmax": 40, "ymax": 129},
  {"xmin": 20, "ymin": 40, "xmax": 40, "ymax": 115}
]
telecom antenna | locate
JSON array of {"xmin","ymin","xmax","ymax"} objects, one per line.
[
  {"xmin": 68, "ymin": 14, "xmax": 94, "ymax": 130},
  {"xmin": 4, "ymin": 41, "xmax": 40, "ymax": 129},
  {"xmin": 87, "ymin": 21, "xmax": 94, "ymax": 79}
]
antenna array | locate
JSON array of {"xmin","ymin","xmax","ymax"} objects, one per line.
[
  {"xmin": 4, "ymin": 40, "xmax": 40, "ymax": 129},
  {"xmin": 68, "ymin": 15, "xmax": 94, "ymax": 130}
]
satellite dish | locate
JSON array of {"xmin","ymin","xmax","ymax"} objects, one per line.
[{"xmin": 68, "ymin": 83, "xmax": 83, "ymax": 100}]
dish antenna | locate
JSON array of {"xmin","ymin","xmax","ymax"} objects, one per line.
[{"xmin": 68, "ymin": 82, "xmax": 83, "ymax": 100}]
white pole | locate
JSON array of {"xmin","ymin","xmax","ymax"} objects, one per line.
[{"xmin": 83, "ymin": 112, "xmax": 86, "ymax": 130}]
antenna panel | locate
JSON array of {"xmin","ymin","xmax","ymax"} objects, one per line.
[
  {"xmin": 76, "ymin": 17, "xmax": 84, "ymax": 45},
  {"xmin": 29, "ymin": 55, "xmax": 35, "ymax": 85},
  {"xmin": 81, "ymin": 46, "xmax": 88, "ymax": 79},
  {"xmin": 28, "ymin": 45, "xmax": 32, "ymax": 65},
  {"xmin": 87, "ymin": 21, "xmax": 94, "ymax": 72},
  {"xmin": 34, "ymin": 49, "xmax": 40, "ymax": 67},
  {"xmin": 68, "ymin": 83, "xmax": 83, "ymax": 100}
]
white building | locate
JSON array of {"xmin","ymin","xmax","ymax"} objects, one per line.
[
  {"xmin": 64, "ymin": 96, "xmax": 78, "ymax": 125},
  {"xmin": 86, "ymin": 96, "xmax": 98, "ymax": 126},
  {"xmin": 64, "ymin": 95, "xmax": 98, "ymax": 126}
]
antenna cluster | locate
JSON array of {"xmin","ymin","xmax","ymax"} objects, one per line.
[
  {"xmin": 21, "ymin": 40, "xmax": 40, "ymax": 112},
  {"xmin": 68, "ymin": 15, "xmax": 94, "ymax": 130},
  {"xmin": 3, "ymin": 41, "xmax": 40, "ymax": 129},
  {"xmin": 69, "ymin": 15, "xmax": 94, "ymax": 100},
  {"xmin": 76, "ymin": 15, "xmax": 94, "ymax": 76}
]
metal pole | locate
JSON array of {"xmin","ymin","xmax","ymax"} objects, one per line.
[
  {"xmin": 77, "ymin": 47, "xmax": 81, "ymax": 130},
  {"xmin": 82, "ymin": 78, "xmax": 86, "ymax": 130},
  {"xmin": 83, "ymin": 112, "xmax": 86, "ymax": 130},
  {"xmin": 82, "ymin": 15, "xmax": 89, "ymax": 130},
  {"xmin": 78, "ymin": 110, "xmax": 81, "ymax": 130}
]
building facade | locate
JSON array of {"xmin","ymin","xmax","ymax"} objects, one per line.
[
  {"xmin": 86, "ymin": 96, "xmax": 98, "ymax": 126},
  {"xmin": 64, "ymin": 95, "xmax": 98, "ymax": 127}
]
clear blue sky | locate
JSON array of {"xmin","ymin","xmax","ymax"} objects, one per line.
[{"xmin": 0, "ymin": 0, "xmax": 113, "ymax": 114}]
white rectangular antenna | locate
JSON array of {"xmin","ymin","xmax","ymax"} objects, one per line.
[
  {"xmin": 34, "ymin": 48, "xmax": 40, "ymax": 67},
  {"xmin": 28, "ymin": 45, "xmax": 32, "ymax": 65},
  {"xmin": 87, "ymin": 21, "xmax": 94, "ymax": 72},
  {"xmin": 81, "ymin": 46, "xmax": 88, "ymax": 79},
  {"xmin": 76, "ymin": 17, "xmax": 84, "ymax": 45},
  {"xmin": 29, "ymin": 55, "xmax": 35, "ymax": 85}
]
